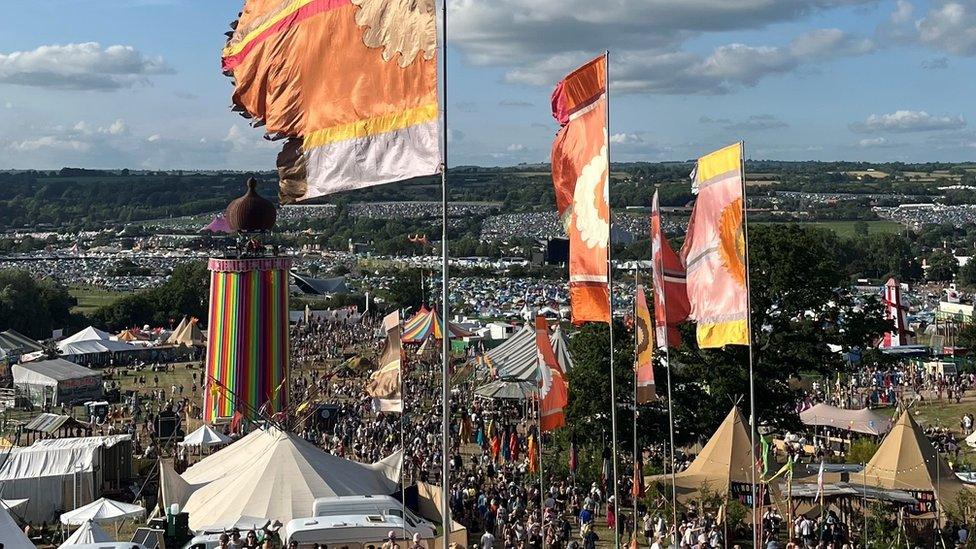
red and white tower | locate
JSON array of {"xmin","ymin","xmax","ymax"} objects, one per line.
[{"xmin": 881, "ymin": 277, "xmax": 910, "ymax": 348}]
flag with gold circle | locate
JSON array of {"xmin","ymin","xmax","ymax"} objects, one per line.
[
  {"xmin": 681, "ymin": 142, "xmax": 750, "ymax": 348},
  {"xmin": 634, "ymin": 285, "xmax": 656, "ymax": 403}
]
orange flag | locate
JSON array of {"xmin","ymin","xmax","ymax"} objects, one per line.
[
  {"xmin": 365, "ymin": 311, "xmax": 403, "ymax": 412},
  {"xmin": 222, "ymin": 0, "xmax": 440, "ymax": 203},
  {"xmin": 680, "ymin": 143, "xmax": 749, "ymax": 348},
  {"xmin": 536, "ymin": 316, "xmax": 567, "ymax": 432},
  {"xmin": 550, "ymin": 56, "xmax": 610, "ymax": 325},
  {"xmin": 634, "ymin": 286, "xmax": 656, "ymax": 403}
]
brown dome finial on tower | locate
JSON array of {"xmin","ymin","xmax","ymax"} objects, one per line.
[{"xmin": 226, "ymin": 177, "xmax": 276, "ymax": 232}]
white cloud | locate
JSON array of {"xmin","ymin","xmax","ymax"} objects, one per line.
[
  {"xmin": 891, "ymin": 0, "xmax": 915, "ymax": 24},
  {"xmin": 921, "ymin": 56, "xmax": 950, "ymax": 69},
  {"xmin": 506, "ymin": 143, "xmax": 526, "ymax": 152},
  {"xmin": 610, "ymin": 133, "xmax": 644, "ymax": 144},
  {"xmin": 3, "ymin": 102, "xmax": 11, "ymax": 109},
  {"xmin": 8, "ymin": 135, "xmax": 91, "ymax": 152},
  {"xmin": 0, "ymin": 42, "xmax": 172, "ymax": 91},
  {"xmin": 916, "ymin": 1, "xmax": 976, "ymax": 55},
  {"xmin": 100, "ymin": 119, "xmax": 128, "ymax": 136},
  {"xmin": 857, "ymin": 137, "xmax": 906, "ymax": 148},
  {"xmin": 451, "ymin": 0, "xmax": 878, "ymax": 95},
  {"xmin": 73, "ymin": 121, "xmax": 92, "ymax": 134},
  {"xmin": 147, "ymin": 134, "xmax": 161, "ymax": 142},
  {"xmin": 851, "ymin": 110, "xmax": 967, "ymax": 132}
]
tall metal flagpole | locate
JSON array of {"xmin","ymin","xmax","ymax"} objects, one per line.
[
  {"xmin": 400, "ymin": 360, "xmax": 407, "ymax": 541},
  {"xmin": 537, "ymin": 393, "xmax": 546, "ymax": 549},
  {"xmin": 632, "ymin": 273, "xmax": 640, "ymax": 542},
  {"xmin": 439, "ymin": 1, "xmax": 452, "ymax": 544},
  {"xmin": 654, "ymin": 186, "xmax": 679, "ymax": 547},
  {"xmin": 604, "ymin": 49, "xmax": 621, "ymax": 549},
  {"xmin": 739, "ymin": 141, "xmax": 760, "ymax": 548}
]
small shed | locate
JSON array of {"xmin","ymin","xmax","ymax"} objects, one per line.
[{"xmin": 12, "ymin": 359, "xmax": 103, "ymax": 407}]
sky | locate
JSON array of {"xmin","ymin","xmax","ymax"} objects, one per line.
[{"xmin": 0, "ymin": 0, "xmax": 974, "ymax": 170}]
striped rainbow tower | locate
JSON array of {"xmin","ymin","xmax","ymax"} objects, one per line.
[{"xmin": 204, "ymin": 256, "xmax": 291, "ymax": 422}]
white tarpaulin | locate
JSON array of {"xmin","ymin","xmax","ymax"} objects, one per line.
[
  {"xmin": 174, "ymin": 427, "xmax": 401, "ymax": 531},
  {"xmin": 179, "ymin": 425, "xmax": 231, "ymax": 448},
  {"xmin": 799, "ymin": 403, "xmax": 893, "ymax": 436},
  {"xmin": 60, "ymin": 498, "xmax": 144, "ymax": 525},
  {"xmin": 59, "ymin": 520, "xmax": 113, "ymax": 547},
  {"xmin": 59, "ymin": 327, "xmax": 114, "ymax": 346},
  {"xmin": 0, "ymin": 505, "xmax": 33, "ymax": 549},
  {"xmin": 0, "ymin": 436, "xmax": 129, "ymax": 523}
]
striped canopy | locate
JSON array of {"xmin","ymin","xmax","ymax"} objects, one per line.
[
  {"xmin": 401, "ymin": 306, "xmax": 473, "ymax": 344},
  {"xmin": 475, "ymin": 323, "xmax": 573, "ymax": 381}
]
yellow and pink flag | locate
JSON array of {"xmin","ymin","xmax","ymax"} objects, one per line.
[
  {"xmin": 550, "ymin": 55, "xmax": 610, "ymax": 325},
  {"xmin": 680, "ymin": 142, "xmax": 750, "ymax": 348},
  {"xmin": 222, "ymin": 0, "xmax": 440, "ymax": 203}
]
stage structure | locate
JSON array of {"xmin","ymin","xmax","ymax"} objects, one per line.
[{"xmin": 204, "ymin": 179, "xmax": 291, "ymax": 422}]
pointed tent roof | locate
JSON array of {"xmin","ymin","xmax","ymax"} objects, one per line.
[
  {"xmin": 177, "ymin": 427, "xmax": 402, "ymax": 530},
  {"xmin": 179, "ymin": 424, "xmax": 232, "ymax": 448},
  {"xmin": 116, "ymin": 329, "xmax": 141, "ymax": 342},
  {"xmin": 861, "ymin": 411, "xmax": 969, "ymax": 509},
  {"xmin": 59, "ymin": 520, "xmax": 113, "ymax": 547},
  {"xmin": 60, "ymin": 326, "xmax": 113, "ymax": 346},
  {"xmin": 401, "ymin": 307, "xmax": 474, "ymax": 344},
  {"xmin": 166, "ymin": 317, "xmax": 205, "ymax": 347},
  {"xmin": 474, "ymin": 323, "xmax": 573, "ymax": 381},
  {"xmin": 60, "ymin": 497, "xmax": 145, "ymax": 525},
  {"xmin": 0, "ymin": 505, "xmax": 33, "ymax": 549},
  {"xmin": 647, "ymin": 406, "xmax": 754, "ymax": 501}
]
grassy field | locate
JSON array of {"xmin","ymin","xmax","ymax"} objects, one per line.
[
  {"xmin": 69, "ymin": 286, "xmax": 126, "ymax": 314},
  {"xmin": 760, "ymin": 220, "xmax": 904, "ymax": 238}
]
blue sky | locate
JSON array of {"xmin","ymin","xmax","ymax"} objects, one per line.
[{"xmin": 0, "ymin": 0, "xmax": 973, "ymax": 169}]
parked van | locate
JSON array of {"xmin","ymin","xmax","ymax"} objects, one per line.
[
  {"xmin": 311, "ymin": 495, "xmax": 434, "ymax": 538},
  {"xmin": 285, "ymin": 514, "xmax": 431, "ymax": 548}
]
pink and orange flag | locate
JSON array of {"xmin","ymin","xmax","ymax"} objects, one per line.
[
  {"xmin": 550, "ymin": 56, "xmax": 610, "ymax": 325},
  {"xmin": 222, "ymin": 0, "xmax": 440, "ymax": 203},
  {"xmin": 680, "ymin": 143, "xmax": 749, "ymax": 348},
  {"xmin": 536, "ymin": 316, "xmax": 568, "ymax": 432},
  {"xmin": 651, "ymin": 190, "xmax": 690, "ymax": 349},
  {"xmin": 634, "ymin": 285, "xmax": 656, "ymax": 404}
]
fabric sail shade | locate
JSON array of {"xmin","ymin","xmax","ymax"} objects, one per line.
[
  {"xmin": 204, "ymin": 257, "xmax": 291, "ymax": 422},
  {"xmin": 680, "ymin": 143, "xmax": 749, "ymax": 348},
  {"xmin": 550, "ymin": 55, "xmax": 610, "ymax": 325},
  {"xmin": 535, "ymin": 316, "xmax": 567, "ymax": 432},
  {"xmin": 651, "ymin": 189, "xmax": 690, "ymax": 349},
  {"xmin": 366, "ymin": 311, "xmax": 403, "ymax": 412},
  {"xmin": 634, "ymin": 285, "xmax": 656, "ymax": 403},
  {"xmin": 222, "ymin": 0, "xmax": 441, "ymax": 203}
]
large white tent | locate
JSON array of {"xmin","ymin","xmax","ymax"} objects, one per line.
[
  {"xmin": 59, "ymin": 520, "xmax": 113, "ymax": 547},
  {"xmin": 59, "ymin": 327, "xmax": 115, "ymax": 348},
  {"xmin": 0, "ymin": 505, "xmax": 33, "ymax": 549},
  {"xmin": 162, "ymin": 427, "xmax": 401, "ymax": 530},
  {"xmin": 60, "ymin": 498, "xmax": 145, "ymax": 526},
  {"xmin": 11, "ymin": 359, "xmax": 103, "ymax": 406}
]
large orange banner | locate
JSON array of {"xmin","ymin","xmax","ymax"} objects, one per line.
[{"xmin": 550, "ymin": 56, "xmax": 610, "ymax": 325}]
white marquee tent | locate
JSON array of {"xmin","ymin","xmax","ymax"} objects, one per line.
[
  {"xmin": 179, "ymin": 425, "xmax": 232, "ymax": 449},
  {"xmin": 59, "ymin": 520, "xmax": 113, "ymax": 547},
  {"xmin": 0, "ymin": 505, "xmax": 33, "ymax": 549},
  {"xmin": 60, "ymin": 498, "xmax": 145, "ymax": 526},
  {"xmin": 161, "ymin": 427, "xmax": 401, "ymax": 530}
]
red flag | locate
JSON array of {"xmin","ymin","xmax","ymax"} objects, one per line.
[
  {"xmin": 550, "ymin": 56, "xmax": 610, "ymax": 325},
  {"xmin": 651, "ymin": 190, "xmax": 690, "ymax": 348},
  {"xmin": 536, "ymin": 316, "xmax": 568, "ymax": 432}
]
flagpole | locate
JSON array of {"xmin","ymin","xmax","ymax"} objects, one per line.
[
  {"xmin": 439, "ymin": 0, "xmax": 452, "ymax": 544},
  {"xmin": 400, "ymin": 361, "xmax": 407, "ymax": 542},
  {"xmin": 739, "ymin": 140, "xmax": 759, "ymax": 548},
  {"xmin": 604, "ymin": 49, "xmax": 621, "ymax": 549},
  {"xmin": 537, "ymin": 395, "xmax": 546, "ymax": 549},
  {"xmin": 632, "ymin": 273, "xmax": 640, "ymax": 542},
  {"xmin": 653, "ymin": 188, "xmax": 679, "ymax": 548}
]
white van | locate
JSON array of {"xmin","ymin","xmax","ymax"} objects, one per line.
[
  {"xmin": 285, "ymin": 514, "xmax": 430, "ymax": 548},
  {"xmin": 311, "ymin": 496, "xmax": 435, "ymax": 538}
]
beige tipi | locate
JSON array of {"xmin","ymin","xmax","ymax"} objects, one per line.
[
  {"xmin": 647, "ymin": 406, "xmax": 755, "ymax": 501},
  {"xmin": 166, "ymin": 317, "xmax": 205, "ymax": 347},
  {"xmin": 861, "ymin": 410, "xmax": 969, "ymax": 516}
]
